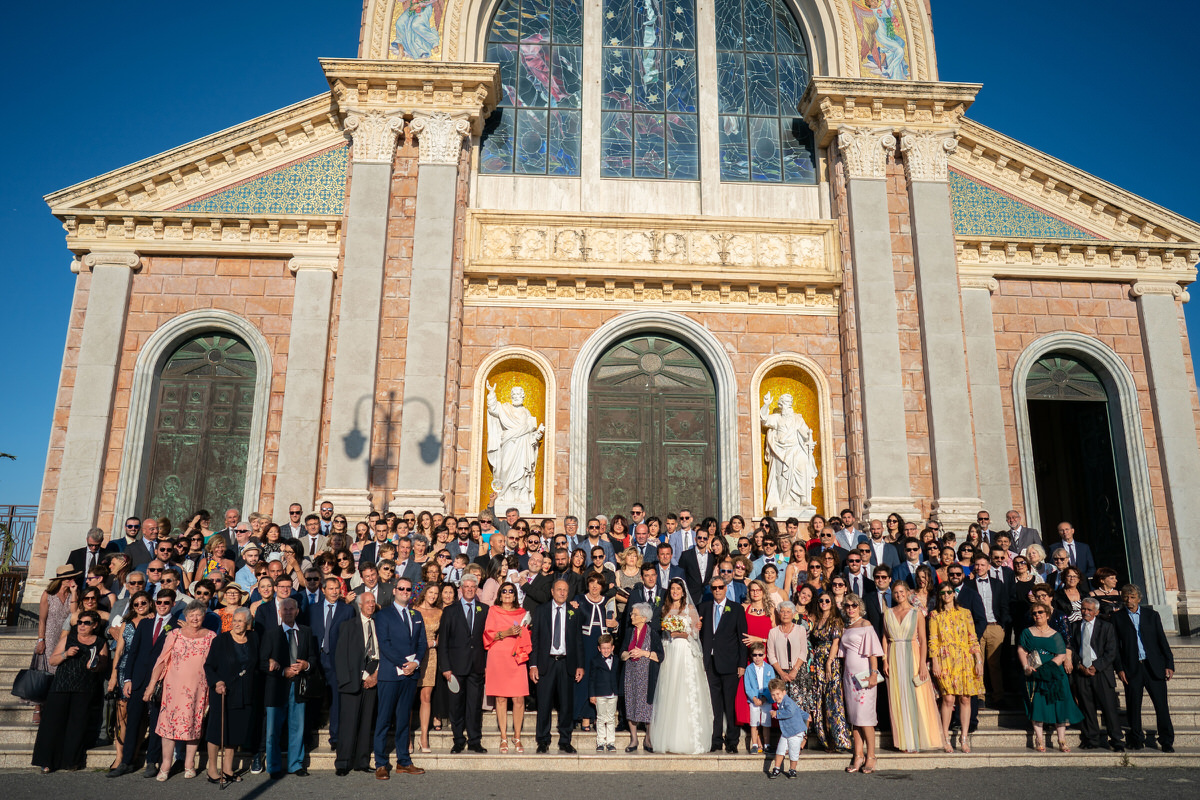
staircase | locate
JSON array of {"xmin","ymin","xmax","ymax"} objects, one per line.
[{"xmin": 0, "ymin": 630, "xmax": 1194, "ymax": 771}]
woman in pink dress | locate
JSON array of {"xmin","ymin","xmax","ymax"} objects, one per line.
[
  {"xmin": 482, "ymin": 581, "xmax": 532, "ymax": 753},
  {"xmin": 735, "ymin": 580, "xmax": 775, "ymax": 727},
  {"xmin": 835, "ymin": 593, "xmax": 884, "ymax": 774},
  {"xmin": 145, "ymin": 601, "xmax": 216, "ymax": 781}
]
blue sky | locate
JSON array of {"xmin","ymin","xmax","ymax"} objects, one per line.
[{"xmin": 1, "ymin": 1, "xmax": 1197, "ymax": 504}]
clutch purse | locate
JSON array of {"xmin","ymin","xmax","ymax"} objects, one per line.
[{"xmin": 851, "ymin": 670, "xmax": 883, "ymax": 691}]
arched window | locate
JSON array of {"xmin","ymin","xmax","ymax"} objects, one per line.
[
  {"xmin": 715, "ymin": 0, "xmax": 816, "ymax": 182},
  {"xmin": 480, "ymin": 0, "xmax": 584, "ymax": 175},
  {"xmin": 599, "ymin": 0, "xmax": 699, "ymax": 179}
]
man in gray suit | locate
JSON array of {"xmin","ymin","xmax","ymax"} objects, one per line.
[
  {"xmin": 1004, "ymin": 510, "xmax": 1042, "ymax": 554},
  {"xmin": 392, "ymin": 538, "xmax": 421, "ymax": 586},
  {"xmin": 1068, "ymin": 598, "xmax": 1125, "ymax": 751}
]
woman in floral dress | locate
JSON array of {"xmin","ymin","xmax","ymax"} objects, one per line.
[
  {"xmin": 807, "ymin": 590, "xmax": 850, "ymax": 752},
  {"xmin": 146, "ymin": 602, "xmax": 217, "ymax": 780},
  {"xmin": 928, "ymin": 584, "xmax": 984, "ymax": 753}
]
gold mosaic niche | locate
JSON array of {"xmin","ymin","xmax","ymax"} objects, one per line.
[
  {"xmin": 478, "ymin": 358, "xmax": 548, "ymax": 515},
  {"xmin": 759, "ymin": 366, "xmax": 824, "ymax": 518}
]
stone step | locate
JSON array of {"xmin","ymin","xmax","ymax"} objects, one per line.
[{"xmin": 6, "ymin": 744, "xmax": 1197, "ymax": 771}]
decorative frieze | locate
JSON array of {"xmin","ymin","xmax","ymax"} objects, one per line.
[
  {"xmin": 956, "ymin": 237, "xmax": 1199, "ymax": 283},
  {"xmin": 836, "ymin": 127, "xmax": 897, "ymax": 181},
  {"xmin": 410, "ymin": 112, "xmax": 471, "ymax": 165},
  {"xmin": 900, "ymin": 129, "xmax": 958, "ymax": 183},
  {"xmin": 343, "ymin": 109, "xmax": 406, "ymax": 164},
  {"xmin": 800, "ymin": 77, "xmax": 980, "ymax": 146}
]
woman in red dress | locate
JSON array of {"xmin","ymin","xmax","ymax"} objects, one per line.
[{"xmin": 483, "ymin": 581, "xmax": 532, "ymax": 753}]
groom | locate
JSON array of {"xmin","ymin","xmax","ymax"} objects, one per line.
[{"xmin": 699, "ymin": 579, "xmax": 747, "ymax": 753}]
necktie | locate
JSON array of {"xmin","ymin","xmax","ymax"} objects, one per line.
[
  {"xmin": 366, "ymin": 621, "xmax": 376, "ymax": 660},
  {"xmin": 714, "ymin": 603, "xmax": 722, "ymax": 630},
  {"xmin": 323, "ymin": 605, "xmax": 333, "ymax": 652},
  {"xmin": 153, "ymin": 617, "xmax": 163, "ymax": 644},
  {"xmin": 852, "ymin": 576, "xmax": 860, "ymax": 596},
  {"xmin": 466, "ymin": 601, "xmax": 474, "ymax": 629},
  {"xmin": 1068, "ymin": 543, "xmax": 1076, "ymax": 565},
  {"xmin": 287, "ymin": 628, "xmax": 298, "ymax": 662},
  {"xmin": 1082, "ymin": 622, "xmax": 1094, "ymax": 667},
  {"xmin": 553, "ymin": 606, "xmax": 563, "ymax": 651},
  {"xmin": 404, "ymin": 608, "xmax": 412, "ymax": 637}
]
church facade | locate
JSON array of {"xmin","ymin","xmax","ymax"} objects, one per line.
[{"xmin": 33, "ymin": 0, "xmax": 1200, "ymax": 630}]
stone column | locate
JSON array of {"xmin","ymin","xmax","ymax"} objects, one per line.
[
  {"xmin": 44, "ymin": 252, "xmax": 139, "ymax": 576},
  {"xmin": 273, "ymin": 257, "xmax": 337, "ymax": 521},
  {"xmin": 959, "ymin": 276, "xmax": 1013, "ymax": 516},
  {"xmin": 320, "ymin": 109, "xmax": 406, "ymax": 517},
  {"xmin": 1131, "ymin": 281, "xmax": 1200, "ymax": 632},
  {"xmin": 900, "ymin": 130, "xmax": 983, "ymax": 529},
  {"xmin": 837, "ymin": 127, "xmax": 919, "ymax": 521},
  {"xmin": 389, "ymin": 112, "xmax": 471, "ymax": 514}
]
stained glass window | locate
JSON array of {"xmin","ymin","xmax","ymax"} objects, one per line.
[
  {"xmin": 715, "ymin": 0, "xmax": 816, "ymax": 183},
  {"xmin": 600, "ymin": 0, "xmax": 699, "ymax": 180},
  {"xmin": 480, "ymin": 0, "xmax": 584, "ymax": 176}
]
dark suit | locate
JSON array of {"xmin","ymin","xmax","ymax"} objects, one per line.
[
  {"xmin": 358, "ymin": 540, "xmax": 387, "ymax": 567},
  {"xmin": 445, "ymin": 538, "xmax": 480, "ymax": 562},
  {"xmin": 699, "ymin": 599, "xmax": 747, "ymax": 750},
  {"xmin": 1112, "ymin": 605, "xmax": 1175, "ymax": 748},
  {"xmin": 1068, "ymin": 617, "xmax": 1123, "ymax": 748},
  {"xmin": 254, "ymin": 600, "xmax": 281, "ymax": 633},
  {"xmin": 308, "ymin": 599, "xmax": 354, "ymax": 745},
  {"xmin": 1049, "ymin": 540, "xmax": 1096, "ymax": 579},
  {"xmin": 259, "ymin": 623, "xmax": 318, "ymax": 775},
  {"xmin": 654, "ymin": 563, "xmax": 684, "ymax": 590},
  {"xmin": 864, "ymin": 539, "xmax": 900, "ymax": 569},
  {"xmin": 522, "ymin": 573, "xmax": 555, "ymax": 611},
  {"xmin": 841, "ymin": 569, "xmax": 871, "ymax": 599},
  {"xmin": 334, "ymin": 614, "xmax": 379, "ymax": 771},
  {"xmin": 67, "ymin": 543, "xmax": 117, "ymax": 587},
  {"xmin": 863, "ymin": 586, "xmax": 892, "ymax": 641},
  {"xmin": 203, "ymin": 630, "xmax": 262, "ymax": 750},
  {"xmin": 437, "ymin": 598, "xmax": 489, "ymax": 748},
  {"xmin": 120, "ymin": 615, "xmax": 172, "ymax": 768},
  {"xmin": 530, "ymin": 600, "xmax": 582, "ymax": 747},
  {"xmin": 373, "ymin": 603, "xmax": 427, "ymax": 768},
  {"xmin": 959, "ymin": 576, "xmax": 1009, "ymax": 701},
  {"xmin": 125, "ymin": 537, "xmax": 159, "ymax": 569},
  {"xmin": 622, "ymin": 582, "xmax": 665, "ymax": 631},
  {"xmin": 678, "ymin": 547, "xmax": 717, "ymax": 604},
  {"xmin": 892, "ymin": 560, "xmax": 924, "ymax": 589}
]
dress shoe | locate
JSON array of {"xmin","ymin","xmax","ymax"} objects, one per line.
[
  {"xmin": 1111, "ymin": 743, "xmax": 1126, "ymax": 752},
  {"xmin": 559, "ymin": 743, "xmax": 577, "ymax": 754},
  {"xmin": 1129, "ymin": 741, "xmax": 1145, "ymax": 750},
  {"xmin": 1162, "ymin": 745, "xmax": 1176, "ymax": 753},
  {"xmin": 643, "ymin": 745, "xmax": 654, "ymax": 753},
  {"xmin": 269, "ymin": 772, "xmax": 284, "ymax": 780},
  {"xmin": 450, "ymin": 743, "xmax": 465, "ymax": 754},
  {"xmin": 606, "ymin": 744, "xmax": 616, "ymax": 751},
  {"xmin": 250, "ymin": 755, "xmax": 263, "ymax": 774},
  {"xmin": 356, "ymin": 767, "xmax": 375, "ymax": 773},
  {"xmin": 725, "ymin": 745, "xmax": 739, "ymax": 754},
  {"xmin": 397, "ymin": 764, "xmax": 426, "ymax": 775},
  {"xmin": 709, "ymin": 745, "xmax": 723, "ymax": 753},
  {"xmin": 1079, "ymin": 742, "xmax": 1095, "ymax": 750},
  {"xmin": 143, "ymin": 764, "xmax": 160, "ymax": 778},
  {"xmin": 536, "ymin": 743, "xmax": 549, "ymax": 754},
  {"xmin": 335, "ymin": 768, "xmax": 349, "ymax": 776},
  {"xmin": 291, "ymin": 768, "xmax": 309, "ymax": 777},
  {"xmin": 467, "ymin": 744, "xmax": 488, "ymax": 753},
  {"xmin": 376, "ymin": 765, "xmax": 391, "ymax": 780},
  {"xmin": 107, "ymin": 764, "xmax": 133, "ymax": 778}
]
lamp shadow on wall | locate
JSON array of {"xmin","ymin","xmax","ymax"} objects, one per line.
[{"xmin": 342, "ymin": 392, "xmax": 444, "ymax": 494}]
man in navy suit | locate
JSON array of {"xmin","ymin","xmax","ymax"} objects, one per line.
[
  {"xmin": 1048, "ymin": 521, "xmax": 1096, "ymax": 580},
  {"xmin": 308, "ymin": 577, "xmax": 354, "ymax": 749},
  {"xmin": 892, "ymin": 537, "xmax": 925, "ymax": 588},
  {"xmin": 678, "ymin": 531, "xmax": 717, "ymax": 605},
  {"xmin": 700, "ymin": 578, "xmax": 747, "ymax": 753},
  {"xmin": 1112, "ymin": 584, "xmax": 1175, "ymax": 751},
  {"xmin": 437, "ymin": 573, "xmax": 489, "ymax": 753},
  {"xmin": 623, "ymin": 563, "xmax": 666, "ymax": 630},
  {"xmin": 372, "ymin": 578, "xmax": 427, "ymax": 778},
  {"xmin": 863, "ymin": 566, "xmax": 893, "ymax": 641},
  {"xmin": 652, "ymin": 543, "xmax": 684, "ymax": 589},
  {"xmin": 110, "ymin": 589, "xmax": 177, "ymax": 777},
  {"xmin": 530, "ymin": 579, "xmax": 583, "ymax": 753}
]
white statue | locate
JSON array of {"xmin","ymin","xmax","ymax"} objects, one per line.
[
  {"xmin": 760, "ymin": 392, "xmax": 818, "ymax": 518},
  {"xmin": 486, "ymin": 383, "xmax": 545, "ymax": 515}
]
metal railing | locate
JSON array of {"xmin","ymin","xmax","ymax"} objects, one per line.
[{"xmin": 0, "ymin": 505, "xmax": 37, "ymax": 569}]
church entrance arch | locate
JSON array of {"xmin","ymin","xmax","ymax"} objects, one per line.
[{"xmin": 586, "ymin": 335, "xmax": 717, "ymax": 520}]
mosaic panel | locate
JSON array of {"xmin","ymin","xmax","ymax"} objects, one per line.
[
  {"xmin": 171, "ymin": 145, "xmax": 349, "ymax": 216},
  {"xmin": 949, "ymin": 169, "xmax": 1100, "ymax": 240},
  {"xmin": 850, "ymin": 0, "xmax": 910, "ymax": 80}
]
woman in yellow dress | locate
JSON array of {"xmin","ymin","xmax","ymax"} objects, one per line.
[
  {"xmin": 881, "ymin": 581, "xmax": 944, "ymax": 753},
  {"xmin": 927, "ymin": 584, "xmax": 984, "ymax": 753}
]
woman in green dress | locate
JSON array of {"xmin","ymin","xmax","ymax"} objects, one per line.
[{"xmin": 1018, "ymin": 602, "xmax": 1083, "ymax": 753}]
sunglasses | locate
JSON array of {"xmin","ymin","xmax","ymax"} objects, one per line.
[
  {"xmin": 1031, "ymin": 610, "xmax": 1047, "ymax": 616},
  {"xmin": 125, "ymin": 524, "xmax": 140, "ymax": 530},
  {"xmin": 818, "ymin": 598, "xmax": 832, "ymax": 605},
  {"xmin": 751, "ymin": 653, "xmax": 765, "ymax": 658},
  {"xmin": 939, "ymin": 590, "xmax": 954, "ymax": 596},
  {"xmin": 128, "ymin": 580, "xmax": 145, "ymax": 586},
  {"xmin": 905, "ymin": 547, "xmax": 920, "ymax": 552},
  {"xmin": 147, "ymin": 567, "xmax": 163, "ymax": 572},
  {"xmin": 500, "ymin": 589, "xmax": 516, "ymax": 595},
  {"xmin": 395, "ymin": 587, "xmax": 412, "ymax": 593},
  {"xmin": 290, "ymin": 511, "xmax": 302, "ymax": 516},
  {"xmin": 718, "ymin": 569, "xmax": 733, "ymax": 574},
  {"xmin": 437, "ymin": 553, "xmax": 451, "ymax": 559},
  {"xmin": 155, "ymin": 600, "xmax": 174, "ymax": 606}
]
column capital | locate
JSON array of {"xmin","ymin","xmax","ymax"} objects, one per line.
[
  {"xmin": 836, "ymin": 126, "xmax": 896, "ymax": 181},
  {"xmin": 74, "ymin": 251, "xmax": 142, "ymax": 273},
  {"xmin": 799, "ymin": 77, "xmax": 980, "ymax": 147},
  {"xmin": 959, "ymin": 275, "xmax": 999, "ymax": 293},
  {"xmin": 343, "ymin": 109, "xmax": 407, "ymax": 164},
  {"xmin": 410, "ymin": 111, "xmax": 472, "ymax": 166},
  {"xmin": 288, "ymin": 256, "xmax": 339, "ymax": 274},
  {"xmin": 1131, "ymin": 280, "xmax": 1188, "ymax": 302},
  {"xmin": 900, "ymin": 129, "xmax": 958, "ymax": 183}
]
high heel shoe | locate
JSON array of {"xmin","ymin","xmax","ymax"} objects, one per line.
[
  {"xmin": 514, "ymin": 739, "xmax": 524, "ymax": 753},
  {"xmin": 1056, "ymin": 734, "xmax": 1071, "ymax": 753},
  {"xmin": 960, "ymin": 734, "xmax": 972, "ymax": 754},
  {"xmin": 862, "ymin": 757, "xmax": 877, "ymax": 774},
  {"xmin": 500, "ymin": 739, "xmax": 509, "ymax": 754},
  {"xmin": 845, "ymin": 758, "xmax": 864, "ymax": 773}
]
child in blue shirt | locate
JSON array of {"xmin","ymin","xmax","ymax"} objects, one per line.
[{"xmin": 768, "ymin": 679, "xmax": 810, "ymax": 779}]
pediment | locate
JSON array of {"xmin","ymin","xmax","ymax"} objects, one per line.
[{"xmin": 45, "ymin": 95, "xmax": 347, "ymax": 217}]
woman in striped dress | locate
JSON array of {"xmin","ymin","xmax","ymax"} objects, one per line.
[{"xmin": 881, "ymin": 581, "xmax": 944, "ymax": 752}]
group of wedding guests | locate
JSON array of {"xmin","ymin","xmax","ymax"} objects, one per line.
[{"xmin": 31, "ymin": 502, "xmax": 1177, "ymax": 779}]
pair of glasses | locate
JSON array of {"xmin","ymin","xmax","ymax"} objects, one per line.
[
  {"xmin": 290, "ymin": 511, "xmax": 302, "ymax": 516},
  {"xmin": 437, "ymin": 553, "xmax": 451, "ymax": 559},
  {"xmin": 1031, "ymin": 610, "xmax": 1047, "ymax": 617},
  {"xmin": 846, "ymin": 603, "xmax": 860, "ymax": 609},
  {"xmin": 587, "ymin": 525, "xmax": 600, "ymax": 530},
  {"xmin": 906, "ymin": 547, "xmax": 920, "ymax": 553},
  {"xmin": 126, "ymin": 524, "xmax": 140, "ymax": 530},
  {"xmin": 395, "ymin": 587, "xmax": 412, "ymax": 593},
  {"xmin": 133, "ymin": 601, "xmax": 150, "ymax": 608},
  {"xmin": 128, "ymin": 580, "xmax": 145, "ymax": 586},
  {"xmin": 500, "ymin": 589, "xmax": 516, "ymax": 595},
  {"xmin": 847, "ymin": 558, "xmax": 861, "ymax": 564},
  {"xmin": 939, "ymin": 590, "xmax": 954, "ymax": 596},
  {"xmin": 155, "ymin": 600, "xmax": 174, "ymax": 606},
  {"xmin": 751, "ymin": 653, "xmax": 765, "ymax": 659},
  {"xmin": 818, "ymin": 599, "xmax": 832, "ymax": 605},
  {"xmin": 718, "ymin": 569, "xmax": 733, "ymax": 574},
  {"xmin": 78, "ymin": 621, "xmax": 96, "ymax": 627},
  {"xmin": 147, "ymin": 567, "xmax": 163, "ymax": 573}
]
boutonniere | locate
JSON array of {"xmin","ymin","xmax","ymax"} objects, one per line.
[
  {"xmin": 654, "ymin": 596, "xmax": 661, "ymax": 605},
  {"xmin": 476, "ymin": 605, "xmax": 483, "ymax": 613},
  {"xmin": 722, "ymin": 604, "xmax": 729, "ymax": 613},
  {"xmin": 568, "ymin": 610, "xmax": 575, "ymax": 618}
]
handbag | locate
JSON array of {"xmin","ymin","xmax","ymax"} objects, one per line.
[
  {"xmin": 296, "ymin": 664, "xmax": 325, "ymax": 701},
  {"xmin": 11, "ymin": 652, "xmax": 52, "ymax": 703}
]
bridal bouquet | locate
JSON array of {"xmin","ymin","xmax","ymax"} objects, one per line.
[{"xmin": 662, "ymin": 615, "xmax": 685, "ymax": 634}]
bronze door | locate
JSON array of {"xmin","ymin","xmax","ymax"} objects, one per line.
[
  {"xmin": 143, "ymin": 334, "xmax": 257, "ymax": 524},
  {"xmin": 587, "ymin": 335, "xmax": 717, "ymax": 519}
]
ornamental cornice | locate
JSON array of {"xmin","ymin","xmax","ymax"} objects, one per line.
[
  {"xmin": 836, "ymin": 127, "xmax": 896, "ymax": 181},
  {"xmin": 410, "ymin": 111, "xmax": 472, "ymax": 165},
  {"xmin": 956, "ymin": 236, "xmax": 1199, "ymax": 284},
  {"xmin": 799, "ymin": 77, "xmax": 979, "ymax": 147},
  {"xmin": 45, "ymin": 95, "xmax": 344, "ymax": 214},
  {"xmin": 58, "ymin": 210, "xmax": 342, "ymax": 262},
  {"xmin": 953, "ymin": 118, "xmax": 1200, "ymax": 245},
  {"xmin": 466, "ymin": 210, "xmax": 840, "ymax": 285},
  {"xmin": 900, "ymin": 129, "xmax": 958, "ymax": 183}
]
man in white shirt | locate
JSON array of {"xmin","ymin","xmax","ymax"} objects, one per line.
[
  {"xmin": 285, "ymin": 504, "xmax": 305, "ymax": 539},
  {"xmin": 667, "ymin": 510, "xmax": 696, "ymax": 565},
  {"xmin": 865, "ymin": 519, "xmax": 899, "ymax": 568},
  {"xmin": 302, "ymin": 514, "xmax": 328, "ymax": 559},
  {"xmin": 1068, "ymin": 598, "xmax": 1124, "ymax": 751}
]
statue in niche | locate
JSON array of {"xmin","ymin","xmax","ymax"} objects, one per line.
[
  {"xmin": 486, "ymin": 383, "xmax": 545, "ymax": 515},
  {"xmin": 760, "ymin": 392, "xmax": 818, "ymax": 518}
]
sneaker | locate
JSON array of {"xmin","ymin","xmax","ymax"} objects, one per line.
[
  {"xmin": 596, "ymin": 745, "xmax": 605, "ymax": 751},
  {"xmin": 606, "ymin": 744, "xmax": 616, "ymax": 752},
  {"xmin": 767, "ymin": 768, "xmax": 781, "ymax": 780},
  {"xmin": 250, "ymin": 755, "xmax": 263, "ymax": 774},
  {"xmin": 785, "ymin": 769, "xmax": 797, "ymax": 779}
]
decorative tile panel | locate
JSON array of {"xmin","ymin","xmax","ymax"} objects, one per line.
[
  {"xmin": 171, "ymin": 144, "xmax": 349, "ymax": 216},
  {"xmin": 950, "ymin": 168, "xmax": 1099, "ymax": 240}
]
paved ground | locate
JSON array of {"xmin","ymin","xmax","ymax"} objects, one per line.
[{"xmin": 0, "ymin": 766, "xmax": 1195, "ymax": 798}]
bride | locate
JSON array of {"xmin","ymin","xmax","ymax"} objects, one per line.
[{"xmin": 650, "ymin": 578, "xmax": 714, "ymax": 754}]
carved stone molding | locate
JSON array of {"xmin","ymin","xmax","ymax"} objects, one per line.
[
  {"xmin": 410, "ymin": 112, "xmax": 471, "ymax": 166},
  {"xmin": 956, "ymin": 237, "xmax": 1199, "ymax": 284},
  {"xmin": 800, "ymin": 77, "xmax": 979, "ymax": 147},
  {"xmin": 343, "ymin": 110, "xmax": 406, "ymax": 165},
  {"xmin": 837, "ymin": 127, "xmax": 896, "ymax": 181},
  {"xmin": 900, "ymin": 129, "xmax": 958, "ymax": 183},
  {"xmin": 288, "ymin": 256, "xmax": 339, "ymax": 273},
  {"xmin": 78, "ymin": 251, "xmax": 142, "ymax": 272},
  {"xmin": 959, "ymin": 275, "xmax": 999, "ymax": 293},
  {"xmin": 1130, "ymin": 281, "xmax": 1187, "ymax": 301}
]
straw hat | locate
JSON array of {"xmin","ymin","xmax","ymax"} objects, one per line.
[{"xmin": 53, "ymin": 565, "xmax": 82, "ymax": 580}]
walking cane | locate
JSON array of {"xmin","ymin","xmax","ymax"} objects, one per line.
[{"xmin": 219, "ymin": 690, "xmax": 229, "ymax": 791}]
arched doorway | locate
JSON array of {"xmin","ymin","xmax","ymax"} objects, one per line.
[
  {"xmin": 586, "ymin": 334, "xmax": 717, "ymax": 518},
  {"xmin": 1025, "ymin": 353, "xmax": 1133, "ymax": 583},
  {"xmin": 142, "ymin": 333, "xmax": 258, "ymax": 524}
]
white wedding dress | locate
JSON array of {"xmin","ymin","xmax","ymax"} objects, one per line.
[{"xmin": 650, "ymin": 607, "xmax": 714, "ymax": 754}]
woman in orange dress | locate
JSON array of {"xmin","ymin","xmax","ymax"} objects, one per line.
[{"xmin": 483, "ymin": 581, "xmax": 532, "ymax": 753}]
